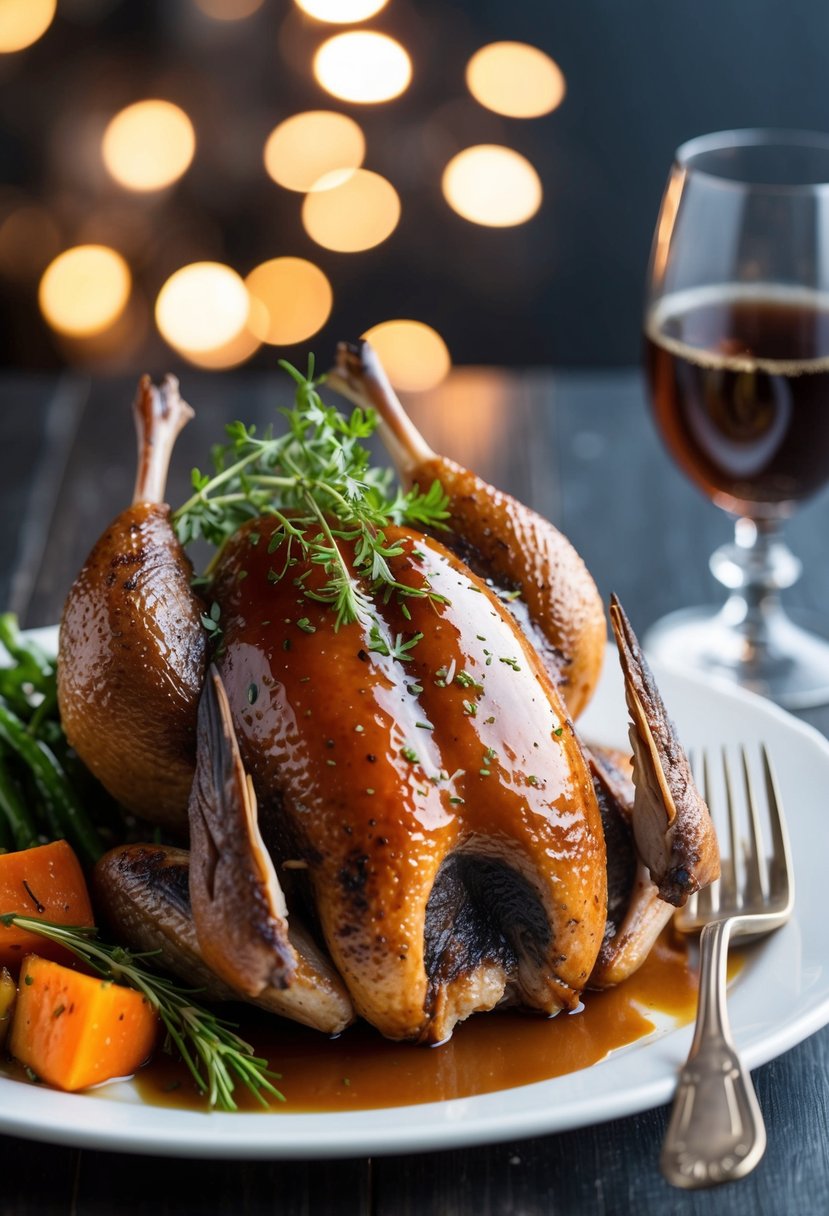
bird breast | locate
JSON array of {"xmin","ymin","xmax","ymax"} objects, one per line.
[{"xmin": 208, "ymin": 518, "xmax": 608, "ymax": 1041}]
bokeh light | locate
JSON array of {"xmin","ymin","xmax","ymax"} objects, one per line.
[
  {"xmin": 294, "ymin": 0, "xmax": 388, "ymax": 21},
  {"xmin": 314, "ymin": 32, "xmax": 411, "ymax": 104},
  {"xmin": 362, "ymin": 320, "xmax": 451, "ymax": 392},
  {"xmin": 179, "ymin": 326, "xmax": 261, "ymax": 369},
  {"xmin": 466, "ymin": 42, "xmax": 566, "ymax": 118},
  {"xmin": 102, "ymin": 100, "xmax": 196, "ymax": 192},
  {"xmin": 193, "ymin": 0, "xmax": 264, "ymax": 18},
  {"xmin": 155, "ymin": 262, "xmax": 249, "ymax": 356},
  {"xmin": 302, "ymin": 168, "xmax": 400, "ymax": 252},
  {"xmin": 245, "ymin": 257, "xmax": 333, "ymax": 345},
  {"xmin": 263, "ymin": 112, "xmax": 365, "ymax": 193},
  {"xmin": 0, "ymin": 0, "xmax": 56, "ymax": 53},
  {"xmin": 38, "ymin": 245, "xmax": 131, "ymax": 338},
  {"xmin": 442, "ymin": 145, "xmax": 542, "ymax": 227}
]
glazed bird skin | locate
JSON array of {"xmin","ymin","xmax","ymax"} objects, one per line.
[{"xmin": 209, "ymin": 518, "xmax": 607, "ymax": 1043}]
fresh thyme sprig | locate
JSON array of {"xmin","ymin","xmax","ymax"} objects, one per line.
[
  {"xmin": 0, "ymin": 914, "xmax": 283, "ymax": 1112},
  {"xmin": 172, "ymin": 357, "xmax": 450, "ymax": 631}
]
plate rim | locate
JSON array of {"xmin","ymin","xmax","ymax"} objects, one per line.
[{"xmin": 1, "ymin": 630, "xmax": 827, "ymax": 1158}]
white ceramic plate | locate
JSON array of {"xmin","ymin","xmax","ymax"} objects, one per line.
[{"xmin": 1, "ymin": 630, "xmax": 828, "ymax": 1158}]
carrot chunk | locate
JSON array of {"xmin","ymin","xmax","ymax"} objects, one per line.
[
  {"xmin": 0, "ymin": 966, "xmax": 15, "ymax": 1048},
  {"xmin": 9, "ymin": 955, "xmax": 159, "ymax": 1091},
  {"xmin": 0, "ymin": 841, "xmax": 95, "ymax": 972}
]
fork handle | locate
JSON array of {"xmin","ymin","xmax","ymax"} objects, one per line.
[{"xmin": 660, "ymin": 919, "xmax": 767, "ymax": 1188}]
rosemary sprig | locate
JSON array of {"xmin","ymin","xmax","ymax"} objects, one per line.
[
  {"xmin": 171, "ymin": 357, "xmax": 451, "ymax": 632},
  {"xmin": 0, "ymin": 914, "xmax": 283, "ymax": 1112}
]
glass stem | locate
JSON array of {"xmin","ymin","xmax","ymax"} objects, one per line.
[{"xmin": 709, "ymin": 516, "xmax": 801, "ymax": 654}]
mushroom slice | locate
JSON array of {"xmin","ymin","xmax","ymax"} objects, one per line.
[
  {"xmin": 94, "ymin": 844, "xmax": 354, "ymax": 1035},
  {"xmin": 188, "ymin": 666, "xmax": 297, "ymax": 996},
  {"xmin": 609, "ymin": 595, "xmax": 720, "ymax": 906}
]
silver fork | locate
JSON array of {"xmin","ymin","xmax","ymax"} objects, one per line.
[{"xmin": 660, "ymin": 744, "xmax": 795, "ymax": 1190}]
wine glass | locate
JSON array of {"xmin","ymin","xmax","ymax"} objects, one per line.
[{"xmin": 643, "ymin": 128, "xmax": 829, "ymax": 708}]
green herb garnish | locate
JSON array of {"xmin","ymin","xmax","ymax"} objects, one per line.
[
  {"xmin": 0, "ymin": 914, "xmax": 284, "ymax": 1113},
  {"xmin": 172, "ymin": 358, "xmax": 450, "ymax": 639}
]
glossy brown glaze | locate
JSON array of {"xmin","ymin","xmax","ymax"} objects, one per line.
[
  {"xmin": 133, "ymin": 930, "xmax": 701, "ymax": 1113},
  {"xmin": 209, "ymin": 518, "xmax": 607, "ymax": 1043},
  {"xmin": 58, "ymin": 503, "xmax": 206, "ymax": 832},
  {"xmin": 58, "ymin": 376, "xmax": 206, "ymax": 833},
  {"xmin": 414, "ymin": 453, "xmax": 606, "ymax": 720},
  {"xmin": 329, "ymin": 340, "xmax": 607, "ymax": 719}
]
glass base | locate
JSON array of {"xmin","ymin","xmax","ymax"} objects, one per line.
[{"xmin": 643, "ymin": 605, "xmax": 829, "ymax": 710}]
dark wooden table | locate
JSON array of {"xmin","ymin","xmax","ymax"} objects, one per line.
[{"xmin": 1, "ymin": 368, "xmax": 828, "ymax": 1215}]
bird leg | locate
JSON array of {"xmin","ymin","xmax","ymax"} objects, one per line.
[
  {"xmin": 328, "ymin": 339, "xmax": 435, "ymax": 480},
  {"xmin": 132, "ymin": 373, "xmax": 194, "ymax": 506}
]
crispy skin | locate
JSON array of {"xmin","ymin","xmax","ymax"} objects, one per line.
[
  {"xmin": 587, "ymin": 748, "xmax": 673, "ymax": 988},
  {"xmin": 610, "ymin": 596, "xmax": 720, "ymax": 905},
  {"xmin": 58, "ymin": 376, "xmax": 206, "ymax": 833},
  {"xmin": 94, "ymin": 845, "xmax": 353, "ymax": 1034},
  {"xmin": 58, "ymin": 502, "xmax": 206, "ymax": 832},
  {"xmin": 209, "ymin": 519, "xmax": 607, "ymax": 1042},
  {"xmin": 188, "ymin": 668, "xmax": 296, "ymax": 995},
  {"xmin": 412, "ymin": 455, "xmax": 606, "ymax": 720},
  {"xmin": 329, "ymin": 340, "xmax": 606, "ymax": 720}
]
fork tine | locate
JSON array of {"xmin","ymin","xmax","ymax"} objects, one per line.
[
  {"xmin": 721, "ymin": 747, "xmax": 743, "ymax": 908},
  {"xmin": 699, "ymin": 749, "xmax": 720, "ymax": 915},
  {"xmin": 740, "ymin": 747, "xmax": 767, "ymax": 904},
  {"xmin": 761, "ymin": 744, "xmax": 794, "ymax": 904}
]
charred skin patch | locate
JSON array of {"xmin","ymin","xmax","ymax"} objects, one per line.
[{"xmin": 423, "ymin": 853, "xmax": 551, "ymax": 1000}]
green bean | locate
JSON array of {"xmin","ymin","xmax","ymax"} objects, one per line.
[
  {"xmin": 0, "ymin": 614, "xmax": 54, "ymax": 685},
  {"xmin": 0, "ymin": 703, "xmax": 102, "ymax": 864},
  {"xmin": 0, "ymin": 754, "xmax": 39, "ymax": 850}
]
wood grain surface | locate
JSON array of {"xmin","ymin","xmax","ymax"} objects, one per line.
[{"xmin": 1, "ymin": 368, "xmax": 828, "ymax": 1215}]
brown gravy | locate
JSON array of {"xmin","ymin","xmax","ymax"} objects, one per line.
[{"xmin": 131, "ymin": 931, "xmax": 726, "ymax": 1113}]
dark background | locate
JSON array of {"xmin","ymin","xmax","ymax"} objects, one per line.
[{"xmin": 2, "ymin": 0, "xmax": 829, "ymax": 372}]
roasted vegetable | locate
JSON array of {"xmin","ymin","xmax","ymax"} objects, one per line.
[
  {"xmin": 0, "ymin": 841, "xmax": 94, "ymax": 972},
  {"xmin": 9, "ymin": 954, "xmax": 158, "ymax": 1091}
]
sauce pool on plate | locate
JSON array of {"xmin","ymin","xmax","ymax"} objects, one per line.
[{"xmin": 134, "ymin": 930, "xmax": 718, "ymax": 1113}]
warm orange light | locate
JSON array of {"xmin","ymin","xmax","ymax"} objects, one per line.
[
  {"xmin": 0, "ymin": 0, "xmax": 56, "ymax": 53},
  {"xmin": 38, "ymin": 245, "xmax": 131, "ymax": 338},
  {"xmin": 194, "ymin": 0, "xmax": 264, "ymax": 18},
  {"xmin": 363, "ymin": 321, "xmax": 451, "ymax": 392},
  {"xmin": 466, "ymin": 42, "xmax": 566, "ymax": 118},
  {"xmin": 442, "ymin": 145, "xmax": 542, "ymax": 227},
  {"xmin": 102, "ymin": 100, "xmax": 196, "ymax": 192},
  {"xmin": 181, "ymin": 326, "xmax": 261, "ymax": 369},
  {"xmin": 294, "ymin": 0, "xmax": 387, "ymax": 20},
  {"xmin": 264, "ymin": 111, "xmax": 365, "ymax": 193},
  {"xmin": 302, "ymin": 168, "xmax": 400, "ymax": 252},
  {"xmin": 156, "ymin": 262, "xmax": 249, "ymax": 355},
  {"xmin": 314, "ymin": 32, "xmax": 411, "ymax": 104},
  {"xmin": 245, "ymin": 257, "xmax": 333, "ymax": 345}
]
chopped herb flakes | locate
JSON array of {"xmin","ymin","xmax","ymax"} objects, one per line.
[
  {"xmin": 455, "ymin": 670, "xmax": 484, "ymax": 691},
  {"xmin": 499, "ymin": 657, "xmax": 521, "ymax": 672}
]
